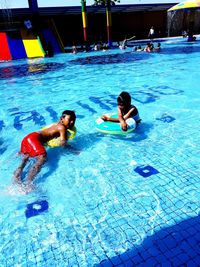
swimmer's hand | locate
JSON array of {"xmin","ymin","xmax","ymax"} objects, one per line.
[
  {"xmin": 121, "ymin": 121, "xmax": 127, "ymax": 131},
  {"xmin": 60, "ymin": 139, "xmax": 68, "ymax": 146},
  {"xmin": 101, "ymin": 115, "xmax": 110, "ymax": 121}
]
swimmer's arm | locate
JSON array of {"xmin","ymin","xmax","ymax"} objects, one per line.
[
  {"xmin": 118, "ymin": 108, "xmax": 127, "ymax": 131},
  {"xmin": 101, "ymin": 115, "xmax": 119, "ymax": 122},
  {"xmin": 102, "ymin": 108, "xmax": 126, "ymax": 123},
  {"xmin": 59, "ymin": 127, "xmax": 68, "ymax": 146},
  {"xmin": 123, "ymin": 107, "xmax": 135, "ymax": 120},
  {"xmin": 118, "ymin": 108, "xmax": 125, "ymax": 123},
  {"xmin": 126, "ymin": 35, "xmax": 136, "ymax": 41}
]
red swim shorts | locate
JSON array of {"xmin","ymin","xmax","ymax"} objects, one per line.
[{"xmin": 21, "ymin": 132, "xmax": 46, "ymax": 157}]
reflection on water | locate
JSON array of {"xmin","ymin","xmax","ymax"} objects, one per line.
[{"xmin": 0, "ymin": 62, "xmax": 65, "ymax": 79}]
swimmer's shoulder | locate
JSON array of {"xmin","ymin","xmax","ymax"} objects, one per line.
[{"xmin": 40, "ymin": 122, "xmax": 62, "ymax": 135}]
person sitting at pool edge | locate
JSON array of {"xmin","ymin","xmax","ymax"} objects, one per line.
[
  {"xmin": 14, "ymin": 110, "xmax": 76, "ymax": 193},
  {"xmin": 101, "ymin": 91, "xmax": 141, "ymax": 131}
]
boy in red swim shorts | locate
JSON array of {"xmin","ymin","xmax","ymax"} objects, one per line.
[{"xmin": 14, "ymin": 110, "xmax": 76, "ymax": 192}]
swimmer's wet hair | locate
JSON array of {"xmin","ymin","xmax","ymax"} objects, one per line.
[
  {"xmin": 117, "ymin": 91, "xmax": 131, "ymax": 105},
  {"xmin": 62, "ymin": 110, "xmax": 76, "ymax": 121}
]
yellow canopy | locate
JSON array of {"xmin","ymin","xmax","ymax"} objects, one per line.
[{"xmin": 168, "ymin": 0, "xmax": 200, "ymax": 11}]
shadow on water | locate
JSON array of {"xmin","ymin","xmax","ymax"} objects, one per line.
[
  {"xmin": 97, "ymin": 122, "xmax": 153, "ymax": 143},
  {"xmin": 37, "ymin": 133, "xmax": 101, "ymax": 183},
  {"xmin": 70, "ymin": 52, "xmax": 151, "ymax": 65},
  {"xmin": 39, "ymin": 147, "xmax": 61, "ymax": 183},
  {"xmin": 159, "ymin": 43, "xmax": 200, "ymax": 55},
  {"xmin": 18, "ymin": 147, "xmax": 61, "ymax": 185},
  {"xmin": 69, "ymin": 42, "xmax": 200, "ymax": 66},
  {"xmin": 70, "ymin": 132, "xmax": 103, "ymax": 150},
  {"xmin": 124, "ymin": 122, "xmax": 153, "ymax": 142},
  {"xmin": 95, "ymin": 215, "xmax": 200, "ymax": 266},
  {"xmin": 0, "ymin": 62, "xmax": 65, "ymax": 79}
]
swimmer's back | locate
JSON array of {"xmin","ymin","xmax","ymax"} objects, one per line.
[{"xmin": 39, "ymin": 123, "xmax": 65, "ymax": 143}]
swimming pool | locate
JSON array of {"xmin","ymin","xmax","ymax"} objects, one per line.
[{"xmin": 0, "ymin": 38, "xmax": 200, "ymax": 266}]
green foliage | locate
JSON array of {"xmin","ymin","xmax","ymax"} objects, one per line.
[{"xmin": 93, "ymin": 0, "xmax": 120, "ymax": 6}]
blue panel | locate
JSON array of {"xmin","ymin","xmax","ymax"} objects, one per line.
[
  {"xmin": 7, "ymin": 31, "xmax": 27, "ymax": 60},
  {"xmin": 42, "ymin": 28, "xmax": 60, "ymax": 53},
  {"xmin": 25, "ymin": 200, "xmax": 49, "ymax": 218},
  {"xmin": 134, "ymin": 165, "xmax": 159, "ymax": 178}
]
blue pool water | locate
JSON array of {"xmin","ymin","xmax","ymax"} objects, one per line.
[{"xmin": 0, "ymin": 39, "xmax": 200, "ymax": 266}]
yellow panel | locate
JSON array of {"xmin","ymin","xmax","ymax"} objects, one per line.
[{"xmin": 20, "ymin": 28, "xmax": 45, "ymax": 58}]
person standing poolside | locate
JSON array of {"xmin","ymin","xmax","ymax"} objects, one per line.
[
  {"xmin": 14, "ymin": 110, "xmax": 76, "ymax": 193},
  {"xmin": 148, "ymin": 26, "xmax": 155, "ymax": 40},
  {"xmin": 101, "ymin": 91, "xmax": 141, "ymax": 131}
]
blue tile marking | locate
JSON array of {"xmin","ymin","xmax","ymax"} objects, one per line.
[
  {"xmin": 13, "ymin": 110, "xmax": 46, "ymax": 130},
  {"xmin": 0, "ymin": 146, "xmax": 7, "ymax": 155},
  {"xmin": 150, "ymin": 86, "xmax": 184, "ymax": 96},
  {"xmin": 0, "ymin": 148, "xmax": 7, "ymax": 155},
  {"xmin": 25, "ymin": 200, "xmax": 49, "ymax": 219},
  {"xmin": 132, "ymin": 93, "xmax": 158, "ymax": 104},
  {"xmin": 156, "ymin": 114, "xmax": 176, "ymax": 123},
  {"xmin": 134, "ymin": 165, "xmax": 159, "ymax": 178},
  {"xmin": 77, "ymin": 101, "xmax": 97, "ymax": 114},
  {"xmin": 46, "ymin": 106, "xmax": 59, "ymax": 121},
  {"xmin": 0, "ymin": 138, "xmax": 7, "ymax": 155},
  {"xmin": 7, "ymin": 107, "xmax": 19, "ymax": 112},
  {"xmin": 89, "ymin": 96, "xmax": 112, "ymax": 110},
  {"xmin": 76, "ymin": 114, "xmax": 85, "ymax": 119},
  {"xmin": 0, "ymin": 120, "xmax": 5, "ymax": 131}
]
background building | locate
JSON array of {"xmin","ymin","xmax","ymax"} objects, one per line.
[{"xmin": 0, "ymin": 1, "xmax": 178, "ymax": 49}]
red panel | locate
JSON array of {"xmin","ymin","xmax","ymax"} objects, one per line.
[{"xmin": 0, "ymin": 32, "xmax": 12, "ymax": 61}]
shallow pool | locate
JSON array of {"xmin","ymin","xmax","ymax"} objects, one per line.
[{"xmin": 0, "ymin": 38, "xmax": 200, "ymax": 266}]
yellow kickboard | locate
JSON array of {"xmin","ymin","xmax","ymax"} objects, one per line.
[{"xmin": 20, "ymin": 29, "xmax": 45, "ymax": 58}]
